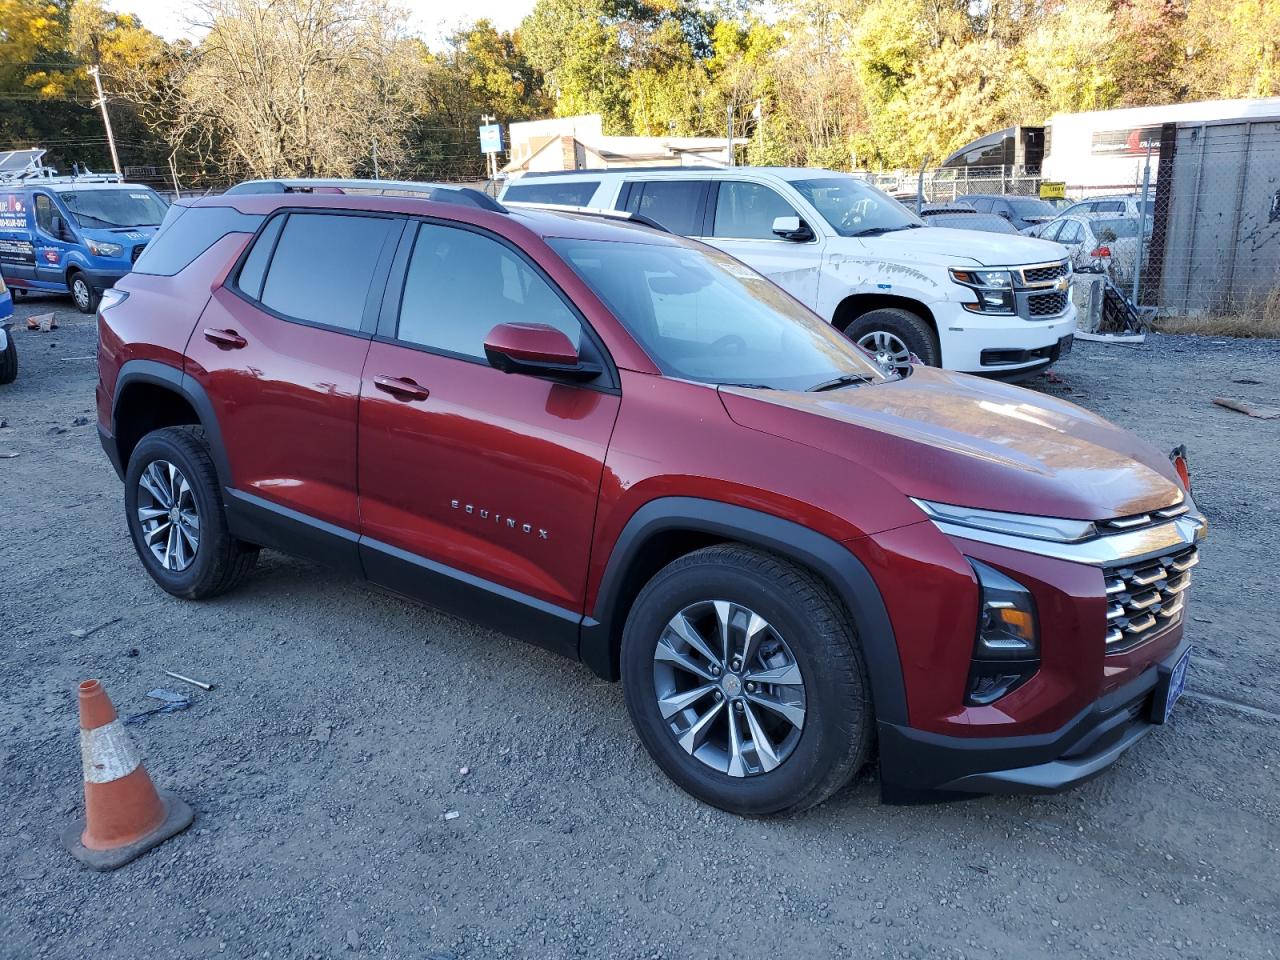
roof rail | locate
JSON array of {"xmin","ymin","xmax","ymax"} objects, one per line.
[
  {"xmin": 223, "ymin": 178, "xmax": 507, "ymax": 213},
  {"xmin": 503, "ymin": 201, "xmax": 670, "ymax": 233},
  {"xmin": 513, "ymin": 165, "xmax": 736, "ymax": 179}
]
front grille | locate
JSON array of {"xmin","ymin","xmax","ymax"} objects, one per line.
[
  {"xmin": 1019, "ymin": 261, "xmax": 1069, "ymax": 284},
  {"xmin": 1104, "ymin": 544, "xmax": 1198, "ymax": 653},
  {"xmin": 1027, "ymin": 290, "xmax": 1068, "ymax": 316},
  {"xmin": 130, "ymin": 244, "xmax": 146, "ymax": 264}
]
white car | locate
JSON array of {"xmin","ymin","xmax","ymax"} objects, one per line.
[{"xmin": 500, "ymin": 168, "xmax": 1076, "ymax": 376}]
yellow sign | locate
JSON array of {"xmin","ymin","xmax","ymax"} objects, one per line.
[{"xmin": 1040, "ymin": 181, "xmax": 1066, "ymax": 200}]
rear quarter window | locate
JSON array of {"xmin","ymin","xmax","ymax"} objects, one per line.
[
  {"xmin": 132, "ymin": 205, "xmax": 263, "ymax": 277},
  {"xmin": 503, "ymin": 180, "xmax": 601, "ymax": 206}
]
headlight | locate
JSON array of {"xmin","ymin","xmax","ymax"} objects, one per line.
[
  {"xmin": 970, "ymin": 560, "xmax": 1038, "ymax": 657},
  {"xmin": 949, "ymin": 267, "xmax": 1015, "ymax": 315},
  {"xmin": 966, "ymin": 559, "xmax": 1040, "ymax": 705},
  {"xmin": 87, "ymin": 240, "xmax": 124, "ymax": 258},
  {"xmin": 912, "ymin": 498, "xmax": 1097, "ymax": 543}
]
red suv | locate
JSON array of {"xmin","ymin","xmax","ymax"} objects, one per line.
[{"xmin": 96, "ymin": 182, "xmax": 1206, "ymax": 815}]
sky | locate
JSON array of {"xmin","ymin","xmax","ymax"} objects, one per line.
[{"xmin": 106, "ymin": 0, "xmax": 539, "ymax": 47}]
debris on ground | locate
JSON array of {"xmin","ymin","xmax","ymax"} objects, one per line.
[
  {"xmin": 164, "ymin": 669, "xmax": 214, "ymax": 691},
  {"xmin": 443, "ymin": 810, "xmax": 460, "ymax": 821},
  {"xmin": 1212, "ymin": 397, "xmax": 1280, "ymax": 420},
  {"xmin": 122, "ymin": 688, "xmax": 192, "ymax": 726},
  {"xmin": 0, "ymin": 451, "xmax": 17, "ymax": 459},
  {"xmin": 1074, "ymin": 331, "xmax": 1146, "ymax": 344},
  {"xmin": 26, "ymin": 313, "xmax": 56, "ymax": 332},
  {"xmin": 69, "ymin": 617, "xmax": 122, "ymax": 639}
]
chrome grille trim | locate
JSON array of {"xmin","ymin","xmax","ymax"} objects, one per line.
[{"xmin": 1104, "ymin": 544, "xmax": 1198, "ymax": 653}]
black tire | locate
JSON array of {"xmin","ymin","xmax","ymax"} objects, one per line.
[
  {"xmin": 0, "ymin": 332, "xmax": 15, "ymax": 385},
  {"xmin": 621, "ymin": 545, "xmax": 874, "ymax": 816},
  {"xmin": 844, "ymin": 306, "xmax": 940, "ymax": 368},
  {"xmin": 69, "ymin": 271, "xmax": 99, "ymax": 314},
  {"xmin": 124, "ymin": 425, "xmax": 258, "ymax": 599}
]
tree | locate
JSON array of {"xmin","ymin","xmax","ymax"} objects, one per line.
[{"xmin": 130, "ymin": 0, "xmax": 423, "ymax": 180}]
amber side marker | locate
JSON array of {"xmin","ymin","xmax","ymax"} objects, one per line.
[{"xmin": 60, "ymin": 679, "xmax": 194, "ymax": 871}]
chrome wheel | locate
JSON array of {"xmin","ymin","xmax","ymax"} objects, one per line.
[
  {"xmin": 136, "ymin": 459, "xmax": 200, "ymax": 572},
  {"xmin": 71, "ymin": 275, "xmax": 92, "ymax": 312},
  {"xmin": 653, "ymin": 600, "xmax": 806, "ymax": 778},
  {"xmin": 856, "ymin": 330, "xmax": 912, "ymax": 374}
]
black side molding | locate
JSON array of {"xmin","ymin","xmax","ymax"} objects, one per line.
[{"xmin": 582, "ymin": 497, "xmax": 907, "ymax": 726}]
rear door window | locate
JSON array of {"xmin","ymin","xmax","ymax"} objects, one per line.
[
  {"xmin": 712, "ymin": 182, "xmax": 799, "ymax": 240},
  {"xmin": 1057, "ymin": 220, "xmax": 1084, "ymax": 244},
  {"xmin": 503, "ymin": 180, "xmax": 600, "ymax": 206},
  {"xmin": 624, "ymin": 181, "xmax": 706, "ymax": 236},
  {"xmin": 259, "ymin": 213, "xmax": 395, "ymax": 331}
]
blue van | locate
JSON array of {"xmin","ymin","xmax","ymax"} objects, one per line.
[
  {"xmin": 0, "ymin": 274, "xmax": 14, "ymax": 384},
  {"xmin": 0, "ymin": 174, "xmax": 168, "ymax": 313}
]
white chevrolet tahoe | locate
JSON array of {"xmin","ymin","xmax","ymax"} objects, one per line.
[{"xmin": 499, "ymin": 168, "xmax": 1076, "ymax": 376}]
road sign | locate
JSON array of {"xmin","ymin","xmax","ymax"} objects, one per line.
[
  {"xmin": 1039, "ymin": 181, "xmax": 1066, "ymax": 200},
  {"xmin": 479, "ymin": 124, "xmax": 503, "ymax": 155}
]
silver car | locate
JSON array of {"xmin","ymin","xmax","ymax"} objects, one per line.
[{"xmin": 1030, "ymin": 213, "xmax": 1145, "ymax": 287}]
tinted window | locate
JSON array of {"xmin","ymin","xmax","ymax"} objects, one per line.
[
  {"xmin": 34, "ymin": 194, "xmax": 57, "ymax": 234},
  {"xmin": 550, "ymin": 237, "xmax": 885, "ymax": 391},
  {"xmin": 1095, "ymin": 201, "xmax": 1125, "ymax": 213},
  {"xmin": 1040, "ymin": 221, "xmax": 1063, "ymax": 241},
  {"xmin": 964, "ymin": 197, "xmax": 992, "ymax": 212},
  {"xmin": 503, "ymin": 180, "xmax": 600, "ymax": 206},
  {"xmin": 398, "ymin": 223, "xmax": 580, "ymax": 360},
  {"xmin": 235, "ymin": 215, "xmax": 285, "ymax": 300},
  {"xmin": 627, "ymin": 181, "xmax": 704, "ymax": 235},
  {"xmin": 1009, "ymin": 197, "xmax": 1055, "ymax": 218},
  {"xmin": 712, "ymin": 182, "xmax": 799, "ymax": 240},
  {"xmin": 133, "ymin": 205, "xmax": 264, "ymax": 277},
  {"xmin": 260, "ymin": 213, "xmax": 393, "ymax": 330}
]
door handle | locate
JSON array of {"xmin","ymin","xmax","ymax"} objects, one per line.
[
  {"xmin": 373, "ymin": 375, "xmax": 430, "ymax": 402},
  {"xmin": 204, "ymin": 328, "xmax": 247, "ymax": 349}
]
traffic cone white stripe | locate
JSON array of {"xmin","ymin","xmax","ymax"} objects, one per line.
[{"xmin": 80, "ymin": 719, "xmax": 142, "ymax": 783}]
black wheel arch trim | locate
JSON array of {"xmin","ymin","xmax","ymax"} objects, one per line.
[
  {"xmin": 110, "ymin": 359, "xmax": 233, "ymax": 490},
  {"xmin": 581, "ymin": 496, "xmax": 907, "ymax": 725}
]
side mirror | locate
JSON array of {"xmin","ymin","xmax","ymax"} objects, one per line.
[
  {"xmin": 483, "ymin": 322, "xmax": 601, "ymax": 382},
  {"xmin": 771, "ymin": 215, "xmax": 813, "ymax": 242}
]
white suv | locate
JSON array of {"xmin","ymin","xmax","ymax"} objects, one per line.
[{"xmin": 500, "ymin": 168, "xmax": 1076, "ymax": 376}]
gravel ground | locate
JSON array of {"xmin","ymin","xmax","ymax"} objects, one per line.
[{"xmin": 1, "ymin": 293, "xmax": 1278, "ymax": 960}]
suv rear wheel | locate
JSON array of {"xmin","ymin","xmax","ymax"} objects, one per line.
[
  {"xmin": 124, "ymin": 426, "xmax": 258, "ymax": 599},
  {"xmin": 845, "ymin": 307, "xmax": 939, "ymax": 372},
  {"xmin": 621, "ymin": 545, "xmax": 873, "ymax": 815}
]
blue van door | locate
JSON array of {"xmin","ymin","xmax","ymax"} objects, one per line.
[
  {"xmin": 33, "ymin": 191, "xmax": 74, "ymax": 289},
  {"xmin": 0, "ymin": 190, "xmax": 37, "ymax": 284}
]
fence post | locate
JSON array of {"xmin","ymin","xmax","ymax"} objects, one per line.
[
  {"xmin": 1223, "ymin": 123, "xmax": 1254, "ymax": 313},
  {"xmin": 1132, "ymin": 141, "xmax": 1152, "ymax": 305}
]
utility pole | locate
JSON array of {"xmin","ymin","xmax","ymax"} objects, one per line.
[
  {"xmin": 87, "ymin": 65, "xmax": 122, "ymax": 178},
  {"xmin": 726, "ymin": 105, "xmax": 734, "ymax": 167},
  {"xmin": 371, "ymin": 136, "xmax": 380, "ymax": 179}
]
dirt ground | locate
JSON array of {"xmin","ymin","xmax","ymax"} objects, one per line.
[{"xmin": 1, "ymin": 292, "xmax": 1278, "ymax": 960}]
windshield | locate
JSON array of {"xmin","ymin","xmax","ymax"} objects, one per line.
[
  {"xmin": 59, "ymin": 187, "xmax": 168, "ymax": 228},
  {"xmin": 1009, "ymin": 198, "xmax": 1055, "ymax": 219},
  {"xmin": 548, "ymin": 237, "xmax": 886, "ymax": 391},
  {"xmin": 1091, "ymin": 217, "xmax": 1142, "ymax": 239},
  {"xmin": 790, "ymin": 175, "xmax": 923, "ymax": 237}
]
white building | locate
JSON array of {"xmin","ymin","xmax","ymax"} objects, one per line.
[{"xmin": 501, "ymin": 115, "xmax": 745, "ymax": 175}]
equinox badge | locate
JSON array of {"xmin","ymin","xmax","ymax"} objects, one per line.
[{"xmin": 451, "ymin": 500, "xmax": 549, "ymax": 540}]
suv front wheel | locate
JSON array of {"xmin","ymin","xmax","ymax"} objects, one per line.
[
  {"xmin": 621, "ymin": 545, "xmax": 873, "ymax": 815},
  {"xmin": 124, "ymin": 426, "xmax": 258, "ymax": 599},
  {"xmin": 845, "ymin": 307, "xmax": 939, "ymax": 372}
]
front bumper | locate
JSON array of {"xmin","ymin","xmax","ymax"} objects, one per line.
[
  {"xmin": 878, "ymin": 638, "xmax": 1190, "ymax": 799},
  {"xmin": 80, "ymin": 268, "xmax": 130, "ymax": 291},
  {"xmin": 934, "ymin": 298, "xmax": 1077, "ymax": 374}
]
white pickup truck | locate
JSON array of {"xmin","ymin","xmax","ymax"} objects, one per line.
[{"xmin": 499, "ymin": 167, "xmax": 1075, "ymax": 377}]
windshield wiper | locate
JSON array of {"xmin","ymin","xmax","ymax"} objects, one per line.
[
  {"xmin": 717, "ymin": 382, "xmax": 774, "ymax": 390},
  {"xmin": 850, "ymin": 224, "xmax": 923, "ymax": 237},
  {"xmin": 807, "ymin": 373, "xmax": 876, "ymax": 392}
]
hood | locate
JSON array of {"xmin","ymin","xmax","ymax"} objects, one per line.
[
  {"xmin": 858, "ymin": 227, "xmax": 1070, "ymax": 268},
  {"xmin": 82, "ymin": 225, "xmax": 156, "ymax": 244},
  {"xmin": 720, "ymin": 366, "xmax": 1183, "ymax": 522}
]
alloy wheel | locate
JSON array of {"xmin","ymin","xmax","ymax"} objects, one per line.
[
  {"xmin": 72, "ymin": 276, "xmax": 92, "ymax": 312},
  {"xmin": 856, "ymin": 329, "xmax": 912, "ymax": 374},
  {"xmin": 652, "ymin": 600, "xmax": 807, "ymax": 778},
  {"xmin": 136, "ymin": 459, "xmax": 200, "ymax": 572}
]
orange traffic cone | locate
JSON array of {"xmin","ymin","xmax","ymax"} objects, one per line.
[{"xmin": 60, "ymin": 679, "xmax": 194, "ymax": 870}]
